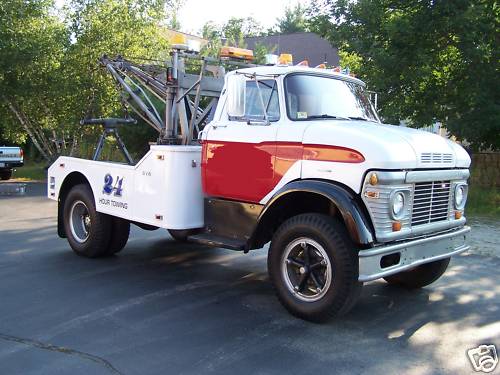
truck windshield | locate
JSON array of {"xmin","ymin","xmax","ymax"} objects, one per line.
[{"xmin": 284, "ymin": 74, "xmax": 378, "ymax": 122}]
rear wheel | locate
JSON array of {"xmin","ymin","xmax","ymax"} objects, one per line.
[
  {"xmin": 268, "ymin": 214, "xmax": 362, "ymax": 322},
  {"xmin": 167, "ymin": 229, "xmax": 192, "ymax": 242},
  {"xmin": 107, "ymin": 217, "xmax": 130, "ymax": 255},
  {"xmin": 0, "ymin": 170, "xmax": 12, "ymax": 180},
  {"xmin": 63, "ymin": 184, "xmax": 112, "ymax": 258},
  {"xmin": 383, "ymin": 258, "xmax": 450, "ymax": 289}
]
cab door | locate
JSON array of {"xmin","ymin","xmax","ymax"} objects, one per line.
[{"xmin": 202, "ymin": 78, "xmax": 281, "ymax": 203}]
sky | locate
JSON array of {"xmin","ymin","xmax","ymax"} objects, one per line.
[{"xmin": 177, "ymin": 0, "xmax": 311, "ymax": 35}]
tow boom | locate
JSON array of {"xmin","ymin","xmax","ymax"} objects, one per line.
[{"xmin": 100, "ymin": 51, "xmax": 257, "ymax": 145}]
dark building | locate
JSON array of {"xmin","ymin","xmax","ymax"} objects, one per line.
[{"xmin": 244, "ymin": 32, "xmax": 340, "ymax": 67}]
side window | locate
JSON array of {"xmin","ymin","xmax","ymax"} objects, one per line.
[{"xmin": 230, "ymin": 79, "xmax": 280, "ymax": 122}]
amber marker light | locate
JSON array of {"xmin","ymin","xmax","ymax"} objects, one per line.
[
  {"xmin": 392, "ymin": 221, "xmax": 402, "ymax": 232},
  {"xmin": 455, "ymin": 211, "xmax": 462, "ymax": 219},
  {"xmin": 278, "ymin": 53, "xmax": 293, "ymax": 65},
  {"xmin": 369, "ymin": 173, "xmax": 378, "ymax": 185},
  {"xmin": 364, "ymin": 190, "xmax": 380, "ymax": 199}
]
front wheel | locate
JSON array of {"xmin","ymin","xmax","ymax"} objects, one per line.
[
  {"xmin": 268, "ymin": 214, "xmax": 362, "ymax": 322},
  {"xmin": 383, "ymin": 258, "xmax": 450, "ymax": 289}
]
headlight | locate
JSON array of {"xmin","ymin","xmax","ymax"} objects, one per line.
[
  {"xmin": 454, "ymin": 184, "xmax": 467, "ymax": 209},
  {"xmin": 391, "ymin": 191, "xmax": 406, "ymax": 219}
]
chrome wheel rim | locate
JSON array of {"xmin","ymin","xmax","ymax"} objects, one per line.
[
  {"xmin": 281, "ymin": 237, "xmax": 332, "ymax": 302},
  {"xmin": 69, "ymin": 200, "xmax": 91, "ymax": 243}
]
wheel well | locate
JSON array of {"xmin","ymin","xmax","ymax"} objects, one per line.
[
  {"xmin": 57, "ymin": 172, "xmax": 91, "ymax": 238},
  {"xmin": 250, "ymin": 191, "xmax": 343, "ymax": 249}
]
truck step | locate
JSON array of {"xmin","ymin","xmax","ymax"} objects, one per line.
[{"xmin": 187, "ymin": 233, "xmax": 246, "ymax": 251}]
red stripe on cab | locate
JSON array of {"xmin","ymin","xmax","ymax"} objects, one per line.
[{"xmin": 202, "ymin": 140, "xmax": 364, "ymax": 203}]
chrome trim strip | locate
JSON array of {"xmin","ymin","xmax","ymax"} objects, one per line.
[
  {"xmin": 376, "ymin": 217, "xmax": 466, "ymax": 242},
  {"xmin": 405, "ymin": 169, "xmax": 470, "ymax": 183},
  {"xmin": 372, "ymin": 171, "xmax": 406, "ymax": 185},
  {"xmin": 360, "ymin": 226, "xmax": 470, "ymax": 257}
]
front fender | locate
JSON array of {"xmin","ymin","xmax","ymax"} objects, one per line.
[{"xmin": 261, "ymin": 180, "xmax": 374, "ymax": 247}]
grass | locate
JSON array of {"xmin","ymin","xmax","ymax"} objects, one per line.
[
  {"xmin": 8, "ymin": 161, "xmax": 499, "ymax": 218},
  {"xmin": 11, "ymin": 162, "xmax": 47, "ymax": 181},
  {"xmin": 466, "ymin": 186, "xmax": 500, "ymax": 218}
]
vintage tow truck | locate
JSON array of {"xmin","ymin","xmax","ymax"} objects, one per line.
[{"xmin": 47, "ymin": 43, "xmax": 471, "ymax": 321}]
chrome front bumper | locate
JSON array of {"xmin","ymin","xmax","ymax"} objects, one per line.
[{"xmin": 358, "ymin": 226, "xmax": 470, "ymax": 282}]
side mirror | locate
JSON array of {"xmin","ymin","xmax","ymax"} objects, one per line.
[
  {"xmin": 226, "ymin": 74, "xmax": 246, "ymax": 117},
  {"xmin": 368, "ymin": 91, "xmax": 378, "ymax": 110}
]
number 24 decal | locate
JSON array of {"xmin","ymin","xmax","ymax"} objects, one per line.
[{"xmin": 103, "ymin": 174, "xmax": 123, "ymax": 197}]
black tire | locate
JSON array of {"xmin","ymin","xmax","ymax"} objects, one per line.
[
  {"xmin": 383, "ymin": 258, "xmax": 450, "ymax": 289},
  {"xmin": 167, "ymin": 229, "xmax": 191, "ymax": 242},
  {"xmin": 63, "ymin": 184, "xmax": 112, "ymax": 258},
  {"xmin": 0, "ymin": 170, "xmax": 12, "ymax": 180},
  {"xmin": 107, "ymin": 217, "xmax": 130, "ymax": 255},
  {"xmin": 133, "ymin": 222, "xmax": 159, "ymax": 231},
  {"xmin": 268, "ymin": 213, "xmax": 362, "ymax": 322}
]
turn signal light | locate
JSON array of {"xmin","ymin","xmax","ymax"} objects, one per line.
[
  {"xmin": 392, "ymin": 221, "xmax": 402, "ymax": 232},
  {"xmin": 364, "ymin": 190, "xmax": 380, "ymax": 199},
  {"xmin": 369, "ymin": 173, "xmax": 378, "ymax": 186},
  {"xmin": 455, "ymin": 211, "xmax": 462, "ymax": 219}
]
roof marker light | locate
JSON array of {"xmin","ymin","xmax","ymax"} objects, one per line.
[
  {"xmin": 278, "ymin": 53, "xmax": 293, "ymax": 66},
  {"xmin": 315, "ymin": 63, "xmax": 326, "ymax": 69},
  {"xmin": 171, "ymin": 33, "xmax": 188, "ymax": 50},
  {"xmin": 264, "ymin": 54, "xmax": 279, "ymax": 65},
  {"xmin": 297, "ymin": 60, "xmax": 309, "ymax": 67},
  {"xmin": 220, "ymin": 46, "xmax": 254, "ymax": 61}
]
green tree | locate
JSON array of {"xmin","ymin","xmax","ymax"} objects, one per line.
[
  {"xmin": 165, "ymin": 0, "xmax": 184, "ymax": 31},
  {"xmin": 200, "ymin": 21, "xmax": 222, "ymax": 57},
  {"xmin": 309, "ymin": 0, "xmax": 500, "ymax": 150},
  {"xmin": 221, "ymin": 17, "xmax": 264, "ymax": 47},
  {"xmin": 271, "ymin": 3, "xmax": 309, "ymax": 34},
  {"xmin": 200, "ymin": 17, "xmax": 269, "ymax": 63},
  {"xmin": 63, "ymin": 0, "xmax": 171, "ymax": 160},
  {"xmin": 0, "ymin": 0, "xmax": 173, "ymax": 161},
  {"xmin": 0, "ymin": 0, "xmax": 68, "ymax": 160}
]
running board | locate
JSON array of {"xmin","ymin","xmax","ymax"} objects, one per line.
[{"xmin": 187, "ymin": 233, "xmax": 246, "ymax": 251}]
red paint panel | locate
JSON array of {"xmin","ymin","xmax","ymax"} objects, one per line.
[
  {"xmin": 202, "ymin": 140, "xmax": 276, "ymax": 203},
  {"xmin": 202, "ymin": 141, "xmax": 364, "ymax": 203}
]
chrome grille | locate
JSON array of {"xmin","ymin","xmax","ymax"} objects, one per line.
[
  {"xmin": 420, "ymin": 152, "xmax": 453, "ymax": 164},
  {"xmin": 412, "ymin": 181, "xmax": 451, "ymax": 226}
]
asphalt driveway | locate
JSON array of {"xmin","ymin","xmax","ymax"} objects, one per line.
[{"xmin": 0, "ymin": 183, "xmax": 499, "ymax": 375}]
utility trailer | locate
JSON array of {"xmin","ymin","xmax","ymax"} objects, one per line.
[{"xmin": 48, "ymin": 44, "xmax": 471, "ymax": 321}]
